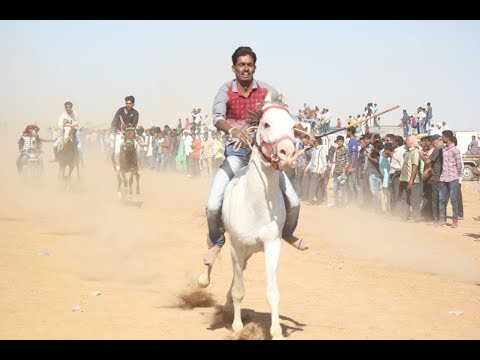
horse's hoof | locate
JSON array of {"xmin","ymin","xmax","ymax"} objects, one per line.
[
  {"xmin": 270, "ymin": 325, "xmax": 283, "ymax": 340},
  {"xmin": 232, "ymin": 321, "xmax": 244, "ymax": 334},
  {"xmin": 197, "ymin": 272, "xmax": 210, "ymax": 288}
]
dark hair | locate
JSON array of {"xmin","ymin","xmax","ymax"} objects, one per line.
[
  {"xmin": 347, "ymin": 126, "xmax": 356, "ymax": 135},
  {"xmin": 373, "ymin": 140, "xmax": 384, "ymax": 151},
  {"xmin": 394, "ymin": 135, "xmax": 404, "ymax": 146},
  {"xmin": 385, "ymin": 133, "xmax": 395, "ymax": 140},
  {"xmin": 336, "ymin": 135, "xmax": 344, "ymax": 141},
  {"xmin": 453, "ymin": 136, "xmax": 458, "ymax": 146},
  {"xmin": 442, "ymin": 130, "xmax": 454, "ymax": 141},
  {"xmin": 422, "ymin": 135, "xmax": 433, "ymax": 143},
  {"xmin": 384, "ymin": 143, "xmax": 394, "ymax": 152},
  {"xmin": 64, "ymin": 101, "xmax": 73, "ymax": 107},
  {"xmin": 125, "ymin": 96, "xmax": 135, "ymax": 103},
  {"xmin": 232, "ymin": 46, "xmax": 257, "ymax": 65},
  {"xmin": 427, "ymin": 102, "xmax": 431, "ymax": 106}
]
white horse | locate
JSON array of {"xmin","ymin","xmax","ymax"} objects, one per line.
[{"xmin": 201, "ymin": 97, "xmax": 297, "ymax": 339}]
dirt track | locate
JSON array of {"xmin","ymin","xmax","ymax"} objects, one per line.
[{"xmin": 1, "ymin": 136, "xmax": 480, "ymax": 339}]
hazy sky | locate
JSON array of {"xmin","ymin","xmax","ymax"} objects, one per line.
[{"xmin": 1, "ymin": 20, "xmax": 479, "ymax": 132}]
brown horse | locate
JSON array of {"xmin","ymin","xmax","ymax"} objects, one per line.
[
  {"xmin": 57, "ymin": 124, "xmax": 80, "ymax": 191},
  {"xmin": 114, "ymin": 127, "xmax": 140, "ymax": 199}
]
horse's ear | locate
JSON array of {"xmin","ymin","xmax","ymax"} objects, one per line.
[{"xmin": 264, "ymin": 92, "xmax": 272, "ymax": 103}]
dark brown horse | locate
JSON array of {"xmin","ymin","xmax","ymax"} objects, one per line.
[
  {"xmin": 57, "ymin": 124, "xmax": 80, "ymax": 191},
  {"xmin": 114, "ymin": 127, "xmax": 140, "ymax": 199}
]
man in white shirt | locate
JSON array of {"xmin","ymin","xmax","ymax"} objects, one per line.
[
  {"xmin": 417, "ymin": 107, "xmax": 427, "ymax": 134},
  {"xmin": 53, "ymin": 101, "xmax": 82, "ymax": 162},
  {"xmin": 183, "ymin": 130, "xmax": 193, "ymax": 176},
  {"xmin": 304, "ymin": 136, "xmax": 328, "ymax": 205}
]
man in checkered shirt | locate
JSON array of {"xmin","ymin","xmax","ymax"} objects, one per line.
[{"xmin": 203, "ymin": 46, "xmax": 310, "ymax": 267}]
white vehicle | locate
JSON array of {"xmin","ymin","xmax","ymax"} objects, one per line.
[{"xmin": 454, "ymin": 131, "xmax": 480, "ymax": 155}]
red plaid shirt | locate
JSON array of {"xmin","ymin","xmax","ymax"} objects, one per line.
[
  {"xmin": 440, "ymin": 144, "xmax": 462, "ymax": 182},
  {"xmin": 212, "ymin": 79, "xmax": 278, "ymax": 128}
]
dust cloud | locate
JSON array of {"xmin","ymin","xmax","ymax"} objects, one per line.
[{"xmin": 1, "ymin": 128, "xmax": 480, "ymax": 339}]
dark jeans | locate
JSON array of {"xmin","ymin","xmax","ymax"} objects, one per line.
[
  {"xmin": 347, "ymin": 170, "xmax": 358, "ymax": 204},
  {"xmin": 444, "ymin": 182, "xmax": 463, "ymax": 218},
  {"xmin": 421, "ymin": 182, "xmax": 433, "ymax": 221},
  {"xmin": 431, "ymin": 181, "xmax": 440, "ymax": 222},
  {"xmin": 306, "ymin": 172, "xmax": 327, "ymax": 204},
  {"xmin": 294, "ymin": 166, "xmax": 307, "ymax": 200},
  {"xmin": 398, "ymin": 181, "xmax": 422, "ymax": 220},
  {"xmin": 390, "ymin": 174, "xmax": 401, "ymax": 215},
  {"xmin": 439, "ymin": 180, "xmax": 459, "ymax": 222}
]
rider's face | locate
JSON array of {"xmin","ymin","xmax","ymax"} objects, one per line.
[
  {"xmin": 65, "ymin": 106, "xmax": 73, "ymax": 115},
  {"xmin": 125, "ymin": 101, "xmax": 134, "ymax": 111},
  {"xmin": 232, "ymin": 55, "xmax": 256, "ymax": 83}
]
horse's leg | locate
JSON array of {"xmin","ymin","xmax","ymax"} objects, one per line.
[
  {"xmin": 264, "ymin": 239, "xmax": 282, "ymax": 339},
  {"xmin": 76, "ymin": 159, "xmax": 80, "ymax": 180},
  {"xmin": 224, "ymin": 251, "xmax": 252, "ymax": 313},
  {"xmin": 128, "ymin": 171, "xmax": 134, "ymax": 195},
  {"xmin": 67, "ymin": 164, "xmax": 74, "ymax": 191},
  {"xmin": 230, "ymin": 243, "xmax": 247, "ymax": 334},
  {"xmin": 135, "ymin": 170, "xmax": 140, "ymax": 195},
  {"xmin": 121, "ymin": 171, "xmax": 128, "ymax": 188},
  {"xmin": 117, "ymin": 173, "xmax": 122, "ymax": 199}
]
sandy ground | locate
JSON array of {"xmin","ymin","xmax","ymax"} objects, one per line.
[{"xmin": 1, "ymin": 134, "xmax": 480, "ymax": 340}]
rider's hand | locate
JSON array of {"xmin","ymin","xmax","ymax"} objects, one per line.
[{"xmin": 230, "ymin": 128, "xmax": 251, "ymax": 145}]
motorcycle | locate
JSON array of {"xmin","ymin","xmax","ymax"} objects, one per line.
[{"xmin": 22, "ymin": 148, "xmax": 43, "ymax": 178}]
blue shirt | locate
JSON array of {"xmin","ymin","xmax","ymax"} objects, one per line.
[{"xmin": 348, "ymin": 137, "xmax": 359, "ymax": 170}]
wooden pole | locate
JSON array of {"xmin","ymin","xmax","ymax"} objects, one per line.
[{"xmin": 314, "ymin": 105, "xmax": 401, "ymax": 138}]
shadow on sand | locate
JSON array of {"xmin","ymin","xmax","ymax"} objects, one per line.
[
  {"xmin": 463, "ymin": 232, "xmax": 480, "ymax": 241},
  {"xmin": 206, "ymin": 305, "xmax": 306, "ymax": 339}
]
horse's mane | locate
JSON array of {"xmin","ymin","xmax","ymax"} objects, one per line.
[{"xmin": 246, "ymin": 94, "xmax": 288, "ymax": 127}]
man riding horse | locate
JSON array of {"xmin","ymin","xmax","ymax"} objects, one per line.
[
  {"xmin": 53, "ymin": 101, "xmax": 83, "ymax": 163},
  {"xmin": 110, "ymin": 95, "xmax": 139, "ymax": 170},
  {"xmin": 203, "ymin": 46, "xmax": 311, "ymax": 268}
]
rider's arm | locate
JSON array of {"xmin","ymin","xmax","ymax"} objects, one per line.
[
  {"xmin": 212, "ymin": 82, "xmax": 250, "ymax": 144},
  {"xmin": 132, "ymin": 111, "xmax": 139, "ymax": 128},
  {"xmin": 58, "ymin": 114, "xmax": 66, "ymax": 129},
  {"xmin": 111, "ymin": 109, "xmax": 120, "ymax": 131}
]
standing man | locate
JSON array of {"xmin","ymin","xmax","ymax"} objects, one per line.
[
  {"xmin": 110, "ymin": 96, "xmax": 139, "ymax": 169},
  {"xmin": 398, "ymin": 135, "xmax": 422, "ymax": 222},
  {"xmin": 346, "ymin": 126, "xmax": 359, "ymax": 205},
  {"xmin": 425, "ymin": 102, "xmax": 433, "ymax": 129},
  {"xmin": 401, "ymin": 109, "xmax": 410, "ymax": 138},
  {"xmin": 438, "ymin": 130, "xmax": 462, "ymax": 228},
  {"xmin": 203, "ymin": 46, "xmax": 310, "ymax": 267},
  {"xmin": 304, "ymin": 136, "xmax": 328, "ymax": 205},
  {"xmin": 332, "ymin": 135, "xmax": 350, "ymax": 208}
]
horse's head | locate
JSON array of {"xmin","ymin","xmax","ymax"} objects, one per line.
[
  {"xmin": 255, "ymin": 93, "xmax": 296, "ymax": 170},
  {"xmin": 62, "ymin": 123, "xmax": 74, "ymax": 144},
  {"xmin": 122, "ymin": 127, "xmax": 136, "ymax": 152}
]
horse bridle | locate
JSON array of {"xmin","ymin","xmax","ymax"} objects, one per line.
[
  {"xmin": 122, "ymin": 127, "xmax": 136, "ymax": 150},
  {"xmin": 63, "ymin": 123, "xmax": 74, "ymax": 143},
  {"xmin": 254, "ymin": 105, "xmax": 295, "ymax": 171}
]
